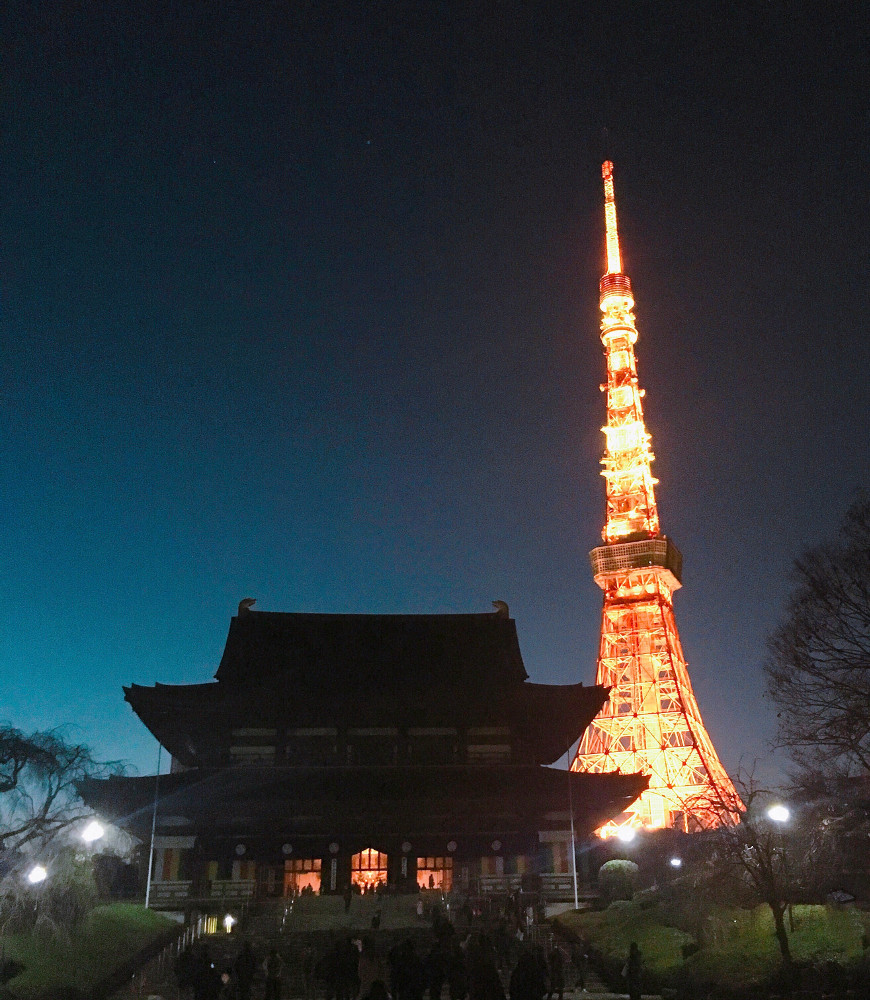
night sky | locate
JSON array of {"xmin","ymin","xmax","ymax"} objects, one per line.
[{"xmin": 1, "ymin": 3, "xmax": 867, "ymax": 784}]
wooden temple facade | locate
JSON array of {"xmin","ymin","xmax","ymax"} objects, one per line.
[{"xmin": 81, "ymin": 605, "xmax": 646, "ymax": 908}]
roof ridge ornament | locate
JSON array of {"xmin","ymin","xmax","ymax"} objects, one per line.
[
  {"xmin": 491, "ymin": 600, "xmax": 509, "ymax": 618},
  {"xmin": 238, "ymin": 597, "xmax": 257, "ymax": 615}
]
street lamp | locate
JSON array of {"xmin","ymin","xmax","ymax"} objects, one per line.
[
  {"xmin": 81, "ymin": 820, "xmax": 105, "ymax": 844},
  {"xmin": 27, "ymin": 865, "xmax": 47, "ymax": 885},
  {"xmin": 669, "ymin": 857, "xmax": 682, "ymax": 868},
  {"xmin": 766, "ymin": 803, "xmax": 793, "ymax": 930},
  {"xmin": 223, "ymin": 914, "xmax": 236, "ymax": 933}
]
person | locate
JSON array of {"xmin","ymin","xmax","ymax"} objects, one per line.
[
  {"xmin": 425, "ymin": 941, "xmax": 446, "ymax": 1000},
  {"xmin": 264, "ymin": 947, "xmax": 284, "ymax": 1000},
  {"xmin": 358, "ymin": 937, "xmax": 387, "ymax": 1000},
  {"xmin": 301, "ymin": 942, "xmax": 317, "ymax": 1000},
  {"xmin": 467, "ymin": 935, "xmax": 505, "ymax": 1000},
  {"xmin": 569, "ymin": 945, "xmax": 587, "ymax": 994},
  {"xmin": 176, "ymin": 946, "xmax": 195, "ymax": 998},
  {"xmin": 219, "ymin": 968, "xmax": 235, "ymax": 1000},
  {"xmin": 624, "ymin": 942, "xmax": 642, "ymax": 1000},
  {"xmin": 546, "ymin": 946, "xmax": 564, "ymax": 1000},
  {"xmin": 371, "ymin": 907, "xmax": 382, "ymax": 930},
  {"xmin": 234, "ymin": 941, "xmax": 257, "ymax": 1000},
  {"xmin": 337, "ymin": 937, "xmax": 360, "ymax": 1000},
  {"xmin": 192, "ymin": 945, "xmax": 222, "ymax": 1000},
  {"xmin": 446, "ymin": 938, "xmax": 468, "ymax": 1000},
  {"xmin": 393, "ymin": 938, "xmax": 426, "ymax": 1000},
  {"xmin": 509, "ymin": 951, "xmax": 545, "ymax": 1000},
  {"xmin": 345, "ymin": 884, "xmax": 354, "ymax": 913}
]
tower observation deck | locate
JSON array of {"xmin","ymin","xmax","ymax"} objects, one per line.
[{"xmin": 571, "ymin": 162, "xmax": 741, "ymax": 835}]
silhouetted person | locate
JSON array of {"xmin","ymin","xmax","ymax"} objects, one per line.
[
  {"xmin": 570, "ymin": 945, "xmax": 587, "ymax": 993},
  {"xmin": 467, "ymin": 935, "xmax": 505, "ymax": 1000},
  {"xmin": 301, "ymin": 942, "xmax": 317, "ymax": 1000},
  {"xmin": 359, "ymin": 937, "xmax": 387, "ymax": 1000},
  {"xmin": 394, "ymin": 938, "xmax": 426, "ymax": 1000},
  {"xmin": 234, "ymin": 941, "xmax": 257, "ymax": 1000},
  {"xmin": 193, "ymin": 945, "xmax": 222, "ymax": 1000},
  {"xmin": 263, "ymin": 947, "xmax": 284, "ymax": 1000},
  {"xmin": 177, "ymin": 945, "xmax": 195, "ymax": 998},
  {"xmin": 510, "ymin": 951, "xmax": 545, "ymax": 1000},
  {"xmin": 625, "ymin": 942, "xmax": 642, "ymax": 1000},
  {"xmin": 426, "ymin": 942, "xmax": 446, "ymax": 1000},
  {"xmin": 446, "ymin": 939, "xmax": 468, "ymax": 1000},
  {"xmin": 545, "ymin": 946, "xmax": 564, "ymax": 1000},
  {"xmin": 336, "ymin": 937, "xmax": 360, "ymax": 1000}
]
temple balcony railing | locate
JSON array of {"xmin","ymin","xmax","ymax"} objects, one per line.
[
  {"xmin": 148, "ymin": 880, "xmax": 193, "ymax": 906},
  {"xmin": 209, "ymin": 878, "xmax": 257, "ymax": 901},
  {"xmin": 479, "ymin": 873, "xmax": 584, "ymax": 899}
]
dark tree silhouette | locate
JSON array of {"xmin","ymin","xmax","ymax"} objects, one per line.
[
  {"xmin": 0, "ymin": 725, "xmax": 114, "ymax": 850},
  {"xmin": 765, "ymin": 494, "xmax": 870, "ymax": 777}
]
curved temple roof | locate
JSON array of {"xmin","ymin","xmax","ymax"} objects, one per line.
[{"xmin": 124, "ymin": 609, "xmax": 611, "ymax": 767}]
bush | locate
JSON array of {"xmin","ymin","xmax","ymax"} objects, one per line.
[
  {"xmin": 558, "ymin": 902, "xmax": 870, "ymax": 998},
  {"xmin": 598, "ymin": 859, "xmax": 639, "ymax": 903}
]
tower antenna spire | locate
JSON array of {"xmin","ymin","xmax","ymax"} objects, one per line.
[{"xmin": 602, "ymin": 160, "xmax": 622, "ymax": 276}]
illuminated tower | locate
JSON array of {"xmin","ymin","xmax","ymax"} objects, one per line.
[{"xmin": 571, "ymin": 162, "xmax": 740, "ymax": 835}]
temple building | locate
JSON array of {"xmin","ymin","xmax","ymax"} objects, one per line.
[{"xmin": 81, "ymin": 602, "xmax": 646, "ymax": 907}]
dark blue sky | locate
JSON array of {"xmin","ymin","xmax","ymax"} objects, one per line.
[{"xmin": 1, "ymin": 2, "xmax": 867, "ymax": 782}]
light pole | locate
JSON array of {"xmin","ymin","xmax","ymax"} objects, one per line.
[
  {"xmin": 567, "ymin": 766, "xmax": 579, "ymax": 909},
  {"xmin": 767, "ymin": 804, "xmax": 793, "ymax": 932},
  {"xmin": 144, "ymin": 744, "xmax": 163, "ymax": 909}
]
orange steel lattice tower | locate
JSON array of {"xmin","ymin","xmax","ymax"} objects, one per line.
[{"xmin": 571, "ymin": 162, "xmax": 740, "ymax": 835}]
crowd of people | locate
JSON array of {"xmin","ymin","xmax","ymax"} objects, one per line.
[{"xmin": 174, "ymin": 926, "xmax": 601, "ymax": 1000}]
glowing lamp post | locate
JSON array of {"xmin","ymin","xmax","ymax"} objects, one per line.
[
  {"xmin": 82, "ymin": 820, "xmax": 105, "ymax": 844},
  {"xmin": 766, "ymin": 803, "xmax": 794, "ymax": 930},
  {"xmin": 27, "ymin": 865, "xmax": 48, "ymax": 885},
  {"xmin": 223, "ymin": 914, "xmax": 236, "ymax": 933},
  {"xmin": 669, "ymin": 857, "xmax": 682, "ymax": 868}
]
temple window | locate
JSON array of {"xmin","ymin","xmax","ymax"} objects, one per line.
[
  {"xmin": 407, "ymin": 728, "xmax": 458, "ymax": 763},
  {"xmin": 466, "ymin": 727, "xmax": 512, "ymax": 763},
  {"xmin": 351, "ymin": 848, "xmax": 388, "ymax": 891},
  {"xmin": 230, "ymin": 729, "xmax": 276, "ymax": 765},
  {"xmin": 347, "ymin": 728, "xmax": 398, "ymax": 765},
  {"xmin": 416, "ymin": 856, "xmax": 453, "ymax": 891},
  {"xmin": 286, "ymin": 728, "xmax": 338, "ymax": 765},
  {"xmin": 284, "ymin": 858, "xmax": 321, "ymax": 895}
]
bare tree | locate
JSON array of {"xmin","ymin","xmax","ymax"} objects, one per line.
[
  {"xmin": 0, "ymin": 724, "xmax": 116, "ymax": 851},
  {"xmin": 765, "ymin": 494, "xmax": 870, "ymax": 778},
  {"xmin": 682, "ymin": 775, "xmax": 825, "ymax": 965}
]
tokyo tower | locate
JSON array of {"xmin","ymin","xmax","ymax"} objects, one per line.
[{"xmin": 571, "ymin": 162, "xmax": 740, "ymax": 834}]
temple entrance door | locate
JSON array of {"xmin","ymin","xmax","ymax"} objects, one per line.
[
  {"xmin": 416, "ymin": 856, "xmax": 453, "ymax": 891},
  {"xmin": 351, "ymin": 848, "xmax": 388, "ymax": 891},
  {"xmin": 284, "ymin": 859, "xmax": 322, "ymax": 895}
]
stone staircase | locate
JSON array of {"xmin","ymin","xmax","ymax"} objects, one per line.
[{"xmin": 109, "ymin": 895, "xmax": 660, "ymax": 999}]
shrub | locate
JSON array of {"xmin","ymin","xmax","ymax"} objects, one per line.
[{"xmin": 598, "ymin": 859, "xmax": 639, "ymax": 902}]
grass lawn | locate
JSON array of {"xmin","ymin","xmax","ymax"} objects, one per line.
[
  {"xmin": 558, "ymin": 902, "xmax": 870, "ymax": 993},
  {"xmin": 2, "ymin": 903, "xmax": 174, "ymax": 999}
]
